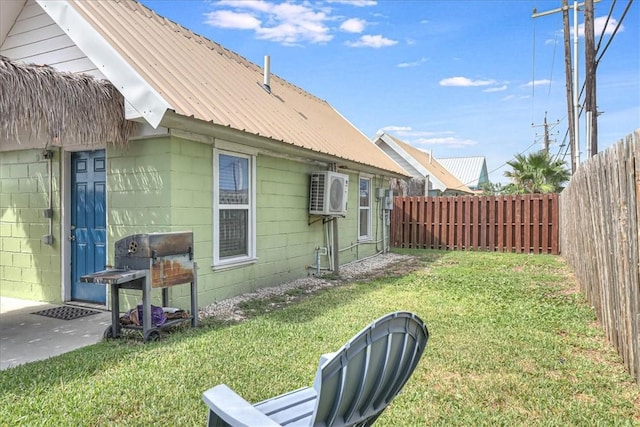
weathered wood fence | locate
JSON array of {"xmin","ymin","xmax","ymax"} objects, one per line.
[
  {"xmin": 560, "ymin": 130, "xmax": 640, "ymax": 384},
  {"xmin": 391, "ymin": 194, "xmax": 559, "ymax": 254}
]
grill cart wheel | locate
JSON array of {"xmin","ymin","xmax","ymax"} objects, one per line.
[
  {"xmin": 103, "ymin": 326, "xmax": 115, "ymax": 339},
  {"xmin": 144, "ymin": 330, "xmax": 160, "ymax": 342}
]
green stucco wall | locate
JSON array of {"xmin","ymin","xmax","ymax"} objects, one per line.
[{"xmin": 0, "ymin": 148, "xmax": 62, "ymax": 302}]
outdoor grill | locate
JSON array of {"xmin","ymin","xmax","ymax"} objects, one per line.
[
  {"xmin": 81, "ymin": 231, "xmax": 198, "ymax": 342},
  {"xmin": 114, "ymin": 231, "xmax": 194, "ymax": 287}
]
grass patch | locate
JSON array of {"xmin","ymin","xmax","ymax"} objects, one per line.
[{"xmin": 1, "ymin": 250, "xmax": 638, "ymax": 425}]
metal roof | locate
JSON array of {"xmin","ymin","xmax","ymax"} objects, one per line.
[
  {"xmin": 437, "ymin": 156, "xmax": 489, "ymax": 190},
  {"xmin": 41, "ymin": 0, "xmax": 406, "ymax": 176},
  {"xmin": 375, "ymin": 132, "xmax": 473, "ymax": 194}
]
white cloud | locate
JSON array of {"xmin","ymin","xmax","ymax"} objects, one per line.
[
  {"xmin": 578, "ymin": 16, "xmax": 622, "ymax": 37},
  {"xmin": 545, "ymin": 37, "xmax": 558, "ymax": 46},
  {"xmin": 595, "ymin": 16, "xmax": 621, "ymax": 35},
  {"xmin": 523, "ymin": 79, "xmax": 551, "ymax": 87},
  {"xmin": 347, "ymin": 34, "xmax": 397, "ymax": 48},
  {"xmin": 414, "ymin": 137, "xmax": 478, "ymax": 147},
  {"xmin": 326, "ymin": 0, "xmax": 377, "ymax": 6},
  {"xmin": 205, "ymin": 1, "xmax": 332, "ymax": 44},
  {"xmin": 204, "ymin": 10, "xmax": 261, "ymax": 29},
  {"xmin": 397, "ymin": 57, "xmax": 428, "ymax": 68},
  {"xmin": 483, "ymin": 85, "xmax": 508, "ymax": 93},
  {"xmin": 439, "ymin": 76, "xmax": 497, "ymax": 87},
  {"xmin": 381, "ymin": 125, "xmax": 412, "ymax": 132},
  {"xmin": 383, "ymin": 128, "xmax": 454, "ymax": 139},
  {"xmin": 216, "ymin": 0, "xmax": 272, "ymax": 13},
  {"xmin": 340, "ymin": 18, "xmax": 366, "ymax": 33}
]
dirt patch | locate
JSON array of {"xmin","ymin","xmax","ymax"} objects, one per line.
[{"xmin": 199, "ymin": 253, "xmax": 424, "ymax": 323}]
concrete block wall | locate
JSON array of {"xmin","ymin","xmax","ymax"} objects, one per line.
[
  {"xmin": 1, "ymin": 136, "xmax": 391, "ymax": 308},
  {"xmin": 0, "ymin": 149, "xmax": 62, "ymax": 302}
]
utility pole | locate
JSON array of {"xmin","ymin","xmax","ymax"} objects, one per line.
[
  {"xmin": 584, "ymin": 0, "xmax": 598, "ymax": 157},
  {"xmin": 543, "ymin": 115, "xmax": 550, "ymax": 153},
  {"xmin": 532, "ymin": 1, "xmax": 598, "ymax": 173},
  {"xmin": 561, "ymin": 0, "xmax": 577, "ymax": 173},
  {"xmin": 532, "ymin": 112, "xmax": 560, "ymax": 154}
]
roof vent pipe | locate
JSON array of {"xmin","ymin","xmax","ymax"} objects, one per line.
[{"xmin": 263, "ymin": 55, "xmax": 271, "ymax": 93}]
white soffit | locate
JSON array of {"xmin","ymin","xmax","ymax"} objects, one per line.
[
  {"xmin": 0, "ymin": 0, "xmax": 27, "ymax": 46},
  {"xmin": 36, "ymin": 0, "xmax": 171, "ymax": 128}
]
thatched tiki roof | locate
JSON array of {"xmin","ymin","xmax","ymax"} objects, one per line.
[{"xmin": 0, "ymin": 55, "xmax": 136, "ymax": 147}]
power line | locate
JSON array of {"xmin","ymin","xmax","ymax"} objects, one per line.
[
  {"xmin": 595, "ymin": 0, "xmax": 616, "ymax": 54},
  {"xmin": 596, "ymin": 0, "xmax": 635, "ymax": 66},
  {"xmin": 548, "ymin": 32, "xmax": 559, "ymax": 98},
  {"xmin": 530, "ymin": 17, "xmax": 538, "ymax": 125}
]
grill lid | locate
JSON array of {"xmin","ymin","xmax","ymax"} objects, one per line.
[{"xmin": 115, "ymin": 231, "xmax": 193, "ymax": 259}]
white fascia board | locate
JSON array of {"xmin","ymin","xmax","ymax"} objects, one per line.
[
  {"xmin": 37, "ymin": 0, "xmax": 171, "ymax": 128},
  {"xmin": 378, "ymin": 133, "xmax": 447, "ymax": 191}
]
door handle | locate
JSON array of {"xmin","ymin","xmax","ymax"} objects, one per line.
[{"xmin": 68, "ymin": 235, "xmax": 76, "ymax": 242}]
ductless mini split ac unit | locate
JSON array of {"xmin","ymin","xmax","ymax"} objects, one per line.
[{"xmin": 309, "ymin": 171, "xmax": 349, "ymax": 216}]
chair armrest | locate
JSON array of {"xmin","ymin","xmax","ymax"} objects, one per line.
[{"xmin": 203, "ymin": 384, "xmax": 281, "ymax": 427}]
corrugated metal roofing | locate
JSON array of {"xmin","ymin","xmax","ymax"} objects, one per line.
[
  {"xmin": 385, "ymin": 134, "xmax": 473, "ymax": 193},
  {"xmin": 437, "ymin": 156, "xmax": 488, "ymax": 190},
  {"xmin": 61, "ymin": 0, "xmax": 406, "ymax": 176}
]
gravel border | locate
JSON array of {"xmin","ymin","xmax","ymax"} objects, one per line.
[{"xmin": 199, "ymin": 252, "xmax": 415, "ymax": 322}]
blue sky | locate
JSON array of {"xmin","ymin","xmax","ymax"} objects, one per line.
[{"xmin": 139, "ymin": 0, "xmax": 639, "ymax": 184}]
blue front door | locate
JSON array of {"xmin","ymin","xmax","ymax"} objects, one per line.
[{"xmin": 70, "ymin": 150, "xmax": 107, "ymax": 304}]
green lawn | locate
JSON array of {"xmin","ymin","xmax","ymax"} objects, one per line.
[{"xmin": 1, "ymin": 250, "xmax": 638, "ymax": 426}]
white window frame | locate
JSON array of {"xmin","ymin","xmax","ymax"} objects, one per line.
[
  {"xmin": 213, "ymin": 148, "xmax": 257, "ymax": 268},
  {"xmin": 358, "ymin": 175, "xmax": 372, "ymax": 241}
]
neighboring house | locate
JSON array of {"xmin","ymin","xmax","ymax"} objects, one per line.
[
  {"xmin": 0, "ymin": 0, "xmax": 409, "ymax": 310},
  {"xmin": 372, "ymin": 131, "xmax": 473, "ymax": 196},
  {"xmin": 437, "ymin": 156, "xmax": 489, "ymax": 192}
]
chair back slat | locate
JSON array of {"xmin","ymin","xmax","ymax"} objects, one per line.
[{"xmin": 312, "ymin": 312, "xmax": 428, "ymax": 427}]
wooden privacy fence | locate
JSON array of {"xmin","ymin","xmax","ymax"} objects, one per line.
[
  {"xmin": 560, "ymin": 130, "xmax": 640, "ymax": 384},
  {"xmin": 391, "ymin": 194, "xmax": 559, "ymax": 254}
]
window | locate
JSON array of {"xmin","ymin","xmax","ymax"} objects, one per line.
[
  {"xmin": 359, "ymin": 177, "xmax": 371, "ymax": 240},
  {"xmin": 214, "ymin": 149, "xmax": 256, "ymax": 267}
]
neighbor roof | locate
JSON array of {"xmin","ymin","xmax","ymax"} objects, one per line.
[
  {"xmin": 374, "ymin": 131, "xmax": 473, "ymax": 194},
  {"xmin": 437, "ymin": 156, "xmax": 489, "ymax": 190},
  {"xmin": 30, "ymin": 0, "xmax": 406, "ymax": 176}
]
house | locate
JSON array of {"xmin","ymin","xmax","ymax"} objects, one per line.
[
  {"xmin": 0, "ymin": 0, "xmax": 409, "ymax": 310},
  {"xmin": 372, "ymin": 131, "xmax": 473, "ymax": 196},
  {"xmin": 437, "ymin": 156, "xmax": 489, "ymax": 192}
]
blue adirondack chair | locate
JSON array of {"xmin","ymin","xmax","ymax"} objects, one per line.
[{"xmin": 203, "ymin": 311, "xmax": 429, "ymax": 426}]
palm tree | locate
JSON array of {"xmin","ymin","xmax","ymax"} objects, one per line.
[{"xmin": 504, "ymin": 151, "xmax": 570, "ymax": 194}]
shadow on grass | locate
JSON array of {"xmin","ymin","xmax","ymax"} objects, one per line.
[
  {"xmin": 0, "ymin": 250, "xmax": 443, "ymax": 397},
  {"xmin": 238, "ymin": 249, "xmax": 444, "ymax": 325},
  {"xmin": 0, "ymin": 313, "xmax": 241, "ymax": 397}
]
